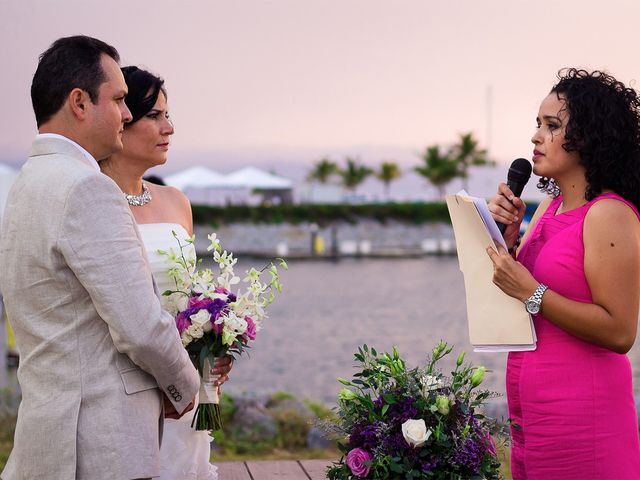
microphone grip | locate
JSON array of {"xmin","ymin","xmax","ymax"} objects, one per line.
[{"xmin": 496, "ymin": 179, "xmax": 525, "ymax": 236}]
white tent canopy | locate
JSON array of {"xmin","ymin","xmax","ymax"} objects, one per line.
[
  {"xmin": 163, "ymin": 166, "xmax": 235, "ymax": 190},
  {"xmin": 163, "ymin": 165, "xmax": 293, "ymax": 205},
  {"xmin": 225, "ymin": 166, "xmax": 292, "ymax": 190}
]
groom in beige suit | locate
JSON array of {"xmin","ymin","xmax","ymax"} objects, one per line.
[{"xmin": 0, "ymin": 36, "xmax": 200, "ymax": 479}]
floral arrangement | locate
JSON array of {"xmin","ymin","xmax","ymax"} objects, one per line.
[
  {"xmin": 326, "ymin": 342, "xmax": 502, "ymax": 479},
  {"xmin": 159, "ymin": 232, "xmax": 286, "ymax": 430}
]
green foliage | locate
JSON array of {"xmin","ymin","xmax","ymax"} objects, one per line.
[
  {"xmin": 339, "ymin": 157, "xmax": 373, "ymax": 191},
  {"xmin": 218, "ymin": 392, "xmax": 237, "ymax": 426},
  {"xmin": 305, "ymin": 399, "xmax": 337, "ymax": 421},
  {"xmin": 270, "ymin": 391, "xmax": 297, "ymax": 402},
  {"xmin": 191, "ymin": 201, "xmax": 450, "ymax": 227},
  {"xmin": 376, "ymin": 161, "xmax": 402, "ymax": 198},
  {"xmin": 0, "ymin": 413, "xmax": 16, "ymax": 472},
  {"xmin": 271, "ymin": 408, "xmax": 312, "ymax": 449},
  {"xmin": 212, "ymin": 391, "xmax": 336, "ymax": 459},
  {"xmin": 452, "ymin": 132, "xmax": 494, "ymax": 191},
  {"xmin": 308, "ymin": 158, "xmax": 339, "ymax": 184},
  {"xmin": 414, "ymin": 145, "xmax": 460, "ymax": 198},
  {"xmin": 326, "ymin": 342, "xmax": 503, "ymax": 479}
]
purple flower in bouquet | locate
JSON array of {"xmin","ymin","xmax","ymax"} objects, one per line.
[
  {"xmin": 349, "ymin": 422, "xmax": 380, "ymax": 452},
  {"xmin": 159, "ymin": 231, "xmax": 287, "ymax": 432},
  {"xmin": 452, "ymin": 436, "xmax": 484, "ymax": 472},
  {"xmin": 175, "ymin": 311, "xmax": 192, "ymax": 335},
  {"xmin": 346, "ymin": 448, "xmax": 372, "ymax": 478},
  {"xmin": 387, "ymin": 396, "xmax": 418, "ymax": 423},
  {"xmin": 421, "ymin": 457, "xmax": 439, "ymax": 473},
  {"xmin": 180, "ymin": 296, "xmax": 228, "ymax": 334},
  {"xmin": 244, "ymin": 316, "xmax": 257, "ymax": 341}
]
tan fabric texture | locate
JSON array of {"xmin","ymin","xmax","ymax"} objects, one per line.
[{"xmin": 0, "ymin": 137, "xmax": 199, "ymax": 480}]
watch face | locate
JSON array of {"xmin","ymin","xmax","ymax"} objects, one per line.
[{"xmin": 526, "ymin": 300, "xmax": 540, "ymax": 314}]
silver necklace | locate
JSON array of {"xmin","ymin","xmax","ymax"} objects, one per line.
[{"xmin": 125, "ymin": 181, "xmax": 152, "ymax": 206}]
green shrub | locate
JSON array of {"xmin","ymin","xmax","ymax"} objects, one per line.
[{"xmin": 191, "ymin": 202, "xmax": 451, "ymax": 227}]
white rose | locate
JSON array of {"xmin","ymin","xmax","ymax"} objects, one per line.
[
  {"xmin": 401, "ymin": 419, "xmax": 431, "ymax": 448},
  {"xmin": 189, "ymin": 325, "xmax": 204, "ymax": 339},
  {"xmin": 190, "ymin": 309, "xmax": 211, "ymax": 328}
]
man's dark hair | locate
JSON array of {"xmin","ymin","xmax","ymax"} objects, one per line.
[{"xmin": 31, "ymin": 35, "xmax": 120, "ymax": 127}]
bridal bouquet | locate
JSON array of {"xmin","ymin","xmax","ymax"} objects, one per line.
[
  {"xmin": 159, "ymin": 232, "xmax": 286, "ymax": 431},
  {"xmin": 326, "ymin": 342, "xmax": 502, "ymax": 479}
]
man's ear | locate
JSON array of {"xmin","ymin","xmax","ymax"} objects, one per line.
[{"xmin": 68, "ymin": 88, "xmax": 90, "ymax": 120}]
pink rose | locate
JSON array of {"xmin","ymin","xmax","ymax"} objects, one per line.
[
  {"xmin": 483, "ymin": 431, "xmax": 497, "ymax": 456},
  {"xmin": 346, "ymin": 448, "xmax": 372, "ymax": 477},
  {"xmin": 244, "ymin": 316, "xmax": 257, "ymax": 341},
  {"xmin": 175, "ymin": 312, "xmax": 191, "ymax": 335}
]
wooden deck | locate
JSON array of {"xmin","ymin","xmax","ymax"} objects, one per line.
[{"xmin": 217, "ymin": 459, "xmax": 333, "ymax": 479}]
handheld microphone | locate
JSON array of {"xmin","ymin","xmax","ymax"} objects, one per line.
[{"xmin": 497, "ymin": 158, "xmax": 532, "ymax": 235}]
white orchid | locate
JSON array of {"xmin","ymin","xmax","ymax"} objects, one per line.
[
  {"xmin": 207, "ymin": 232, "xmax": 221, "ymax": 252},
  {"xmin": 159, "ymin": 229, "xmax": 285, "ymax": 352}
]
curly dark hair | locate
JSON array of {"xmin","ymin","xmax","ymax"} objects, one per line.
[{"xmin": 537, "ymin": 68, "xmax": 640, "ymax": 210}]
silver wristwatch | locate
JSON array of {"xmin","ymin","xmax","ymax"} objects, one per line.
[{"xmin": 525, "ymin": 284, "xmax": 548, "ymax": 315}]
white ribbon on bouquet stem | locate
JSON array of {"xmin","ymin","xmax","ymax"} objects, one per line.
[{"xmin": 199, "ymin": 357, "xmax": 221, "ymax": 404}]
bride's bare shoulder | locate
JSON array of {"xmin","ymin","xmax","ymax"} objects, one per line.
[{"xmin": 147, "ymin": 183, "xmax": 190, "ymax": 207}]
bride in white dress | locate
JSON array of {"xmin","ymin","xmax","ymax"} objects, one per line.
[{"xmin": 100, "ymin": 66, "xmax": 232, "ymax": 480}]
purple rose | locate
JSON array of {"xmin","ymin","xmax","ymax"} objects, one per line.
[
  {"xmin": 188, "ymin": 296, "xmax": 214, "ymax": 310},
  {"xmin": 346, "ymin": 448, "xmax": 372, "ymax": 477},
  {"xmin": 244, "ymin": 316, "xmax": 257, "ymax": 341}
]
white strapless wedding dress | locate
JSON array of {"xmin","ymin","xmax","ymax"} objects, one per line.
[{"xmin": 138, "ymin": 223, "xmax": 218, "ymax": 480}]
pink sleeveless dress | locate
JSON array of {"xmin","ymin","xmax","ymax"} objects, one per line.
[{"xmin": 507, "ymin": 192, "xmax": 640, "ymax": 479}]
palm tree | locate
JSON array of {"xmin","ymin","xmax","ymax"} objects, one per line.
[
  {"xmin": 307, "ymin": 157, "xmax": 339, "ymax": 184},
  {"xmin": 376, "ymin": 161, "xmax": 402, "ymax": 199},
  {"xmin": 414, "ymin": 145, "xmax": 459, "ymax": 198},
  {"xmin": 339, "ymin": 157, "xmax": 373, "ymax": 192},
  {"xmin": 452, "ymin": 132, "xmax": 493, "ymax": 191}
]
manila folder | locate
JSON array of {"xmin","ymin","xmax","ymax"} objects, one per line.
[{"xmin": 445, "ymin": 194, "xmax": 536, "ymax": 352}]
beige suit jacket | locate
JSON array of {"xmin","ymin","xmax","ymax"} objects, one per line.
[{"xmin": 0, "ymin": 137, "xmax": 199, "ymax": 479}]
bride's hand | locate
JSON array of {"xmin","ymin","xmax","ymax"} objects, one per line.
[
  {"xmin": 163, "ymin": 395, "xmax": 195, "ymax": 419},
  {"xmin": 212, "ymin": 355, "xmax": 234, "ymax": 386}
]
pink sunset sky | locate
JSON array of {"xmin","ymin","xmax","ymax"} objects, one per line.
[{"xmin": 1, "ymin": 0, "xmax": 639, "ymax": 198}]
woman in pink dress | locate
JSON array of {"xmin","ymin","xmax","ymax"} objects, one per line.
[{"xmin": 487, "ymin": 68, "xmax": 640, "ymax": 479}]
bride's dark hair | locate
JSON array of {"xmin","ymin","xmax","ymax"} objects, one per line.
[{"xmin": 121, "ymin": 66, "xmax": 166, "ymax": 126}]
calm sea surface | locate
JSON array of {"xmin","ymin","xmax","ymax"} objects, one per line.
[
  {"xmin": 224, "ymin": 256, "xmax": 640, "ymax": 405},
  {"xmin": 7, "ymin": 256, "xmax": 639, "ymax": 407}
]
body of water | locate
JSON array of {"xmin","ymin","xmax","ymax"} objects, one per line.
[
  {"xmin": 226, "ymin": 256, "xmax": 508, "ymax": 405},
  {"xmin": 226, "ymin": 256, "xmax": 640, "ymax": 406}
]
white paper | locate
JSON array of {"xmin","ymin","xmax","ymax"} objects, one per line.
[
  {"xmin": 457, "ymin": 190, "xmax": 507, "ymax": 249},
  {"xmin": 446, "ymin": 191, "xmax": 537, "ymax": 353}
]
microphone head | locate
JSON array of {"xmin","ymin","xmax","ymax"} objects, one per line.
[{"xmin": 507, "ymin": 158, "xmax": 532, "ymax": 184}]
